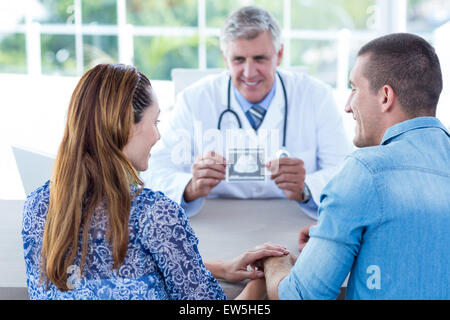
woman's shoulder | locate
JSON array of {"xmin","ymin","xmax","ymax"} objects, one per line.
[
  {"xmin": 130, "ymin": 187, "xmax": 192, "ymax": 244},
  {"xmin": 24, "ymin": 180, "xmax": 51, "ymax": 217},
  {"xmin": 22, "ymin": 180, "xmax": 51, "ymax": 238},
  {"xmin": 132, "ymin": 186, "xmax": 177, "ymax": 206},
  {"xmin": 131, "ymin": 186, "xmax": 185, "ymax": 220}
]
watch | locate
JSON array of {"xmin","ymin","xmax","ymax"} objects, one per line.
[{"xmin": 301, "ymin": 183, "xmax": 311, "ymax": 203}]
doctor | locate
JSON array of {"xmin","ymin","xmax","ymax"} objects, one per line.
[{"xmin": 142, "ymin": 6, "xmax": 353, "ymax": 219}]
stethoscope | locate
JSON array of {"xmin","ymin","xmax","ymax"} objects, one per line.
[{"xmin": 217, "ymin": 71, "xmax": 291, "ymax": 158}]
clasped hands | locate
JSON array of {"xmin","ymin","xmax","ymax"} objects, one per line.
[
  {"xmin": 214, "ymin": 224, "xmax": 317, "ymax": 300},
  {"xmin": 184, "ymin": 150, "xmax": 307, "ymax": 202},
  {"xmin": 213, "ymin": 242, "xmax": 296, "ymax": 300},
  {"xmin": 215, "ymin": 243, "xmax": 290, "ymax": 283}
]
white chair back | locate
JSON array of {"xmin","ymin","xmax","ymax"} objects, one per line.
[
  {"xmin": 171, "ymin": 68, "xmax": 224, "ymax": 97},
  {"xmin": 12, "ymin": 146, "xmax": 55, "ymax": 196}
]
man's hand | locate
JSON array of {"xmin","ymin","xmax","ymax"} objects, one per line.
[
  {"xmin": 235, "ymin": 278, "xmax": 267, "ymax": 300},
  {"xmin": 266, "ymin": 158, "xmax": 306, "ymax": 202},
  {"xmin": 298, "ymin": 222, "xmax": 317, "ymax": 252},
  {"xmin": 183, "ymin": 151, "xmax": 226, "ymax": 202},
  {"xmin": 263, "ymin": 253, "xmax": 297, "ymax": 300}
]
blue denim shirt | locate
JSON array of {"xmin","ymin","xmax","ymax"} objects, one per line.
[{"xmin": 279, "ymin": 117, "xmax": 450, "ymax": 300}]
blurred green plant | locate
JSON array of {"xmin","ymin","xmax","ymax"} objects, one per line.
[
  {"xmin": 82, "ymin": 0, "xmax": 117, "ymax": 24},
  {"xmin": 0, "ymin": 34, "xmax": 27, "ymax": 73},
  {"xmin": 83, "ymin": 35, "xmax": 118, "ymax": 71},
  {"xmin": 41, "ymin": 34, "xmax": 77, "ymax": 76},
  {"xmin": 206, "ymin": 37, "xmax": 225, "ymax": 68},
  {"xmin": 127, "ymin": 0, "xmax": 197, "ymax": 26},
  {"xmin": 206, "ymin": 0, "xmax": 283, "ymax": 27},
  {"xmin": 291, "ymin": 0, "xmax": 375, "ymax": 30},
  {"xmin": 134, "ymin": 35, "xmax": 198, "ymax": 80},
  {"xmin": 291, "ymin": 39, "xmax": 337, "ymax": 87},
  {"xmin": 35, "ymin": 0, "xmax": 74, "ymax": 24}
]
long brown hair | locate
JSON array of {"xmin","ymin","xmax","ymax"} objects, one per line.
[{"xmin": 41, "ymin": 64, "xmax": 153, "ymax": 291}]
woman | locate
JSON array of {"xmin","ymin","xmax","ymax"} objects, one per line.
[{"xmin": 22, "ymin": 64, "xmax": 288, "ymax": 300}]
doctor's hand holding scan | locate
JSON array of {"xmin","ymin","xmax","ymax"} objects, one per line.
[
  {"xmin": 141, "ymin": 6, "xmax": 353, "ymax": 219},
  {"xmin": 184, "ymin": 150, "xmax": 226, "ymax": 202},
  {"xmin": 266, "ymin": 157, "xmax": 307, "ymax": 202}
]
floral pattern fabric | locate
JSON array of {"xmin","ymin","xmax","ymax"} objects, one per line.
[{"xmin": 22, "ymin": 181, "xmax": 226, "ymax": 300}]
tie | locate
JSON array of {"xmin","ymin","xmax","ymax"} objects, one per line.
[{"xmin": 247, "ymin": 105, "xmax": 266, "ymax": 130}]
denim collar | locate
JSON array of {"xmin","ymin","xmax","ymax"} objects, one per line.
[{"xmin": 381, "ymin": 117, "xmax": 450, "ymax": 145}]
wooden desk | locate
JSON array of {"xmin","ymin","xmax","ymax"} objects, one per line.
[
  {"xmin": 189, "ymin": 198, "xmax": 317, "ymax": 299},
  {"xmin": 0, "ymin": 198, "xmax": 345, "ymax": 300}
]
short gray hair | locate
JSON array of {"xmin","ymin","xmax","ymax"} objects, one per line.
[{"xmin": 220, "ymin": 6, "xmax": 282, "ymax": 53}]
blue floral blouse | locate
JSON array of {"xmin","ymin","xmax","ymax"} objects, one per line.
[{"xmin": 22, "ymin": 181, "xmax": 227, "ymax": 300}]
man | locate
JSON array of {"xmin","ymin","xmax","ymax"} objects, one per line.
[
  {"xmin": 263, "ymin": 33, "xmax": 450, "ymax": 300},
  {"xmin": 142, "ymin": 6, "xmax": 352, "ymax": 218}
]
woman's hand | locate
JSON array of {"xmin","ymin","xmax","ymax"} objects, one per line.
[{"xmin": 208, "ymin": 243, "xmax": 290, "ymax": 283}]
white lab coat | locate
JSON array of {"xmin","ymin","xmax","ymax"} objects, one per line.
[{"xmin": 142, "ymin": 70, "xmax": 354, "ymax": 219}]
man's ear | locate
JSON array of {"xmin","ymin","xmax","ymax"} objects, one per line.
[
  {"xmin": 222, "ymin": 50, "xmax": 230, "ymax": 70},
  {"xmin": 380, "ymin": 85, "xmax": 395, "ymax": 113},
  {"xmin": 277, "ymin": 44, "xmax": 284, "ymax": 67}
]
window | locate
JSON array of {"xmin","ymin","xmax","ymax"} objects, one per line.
[
  {"xmin": 134, "ymin": 36, "xmax": 199, "ymax": 80},
  {"xmin": 41, "ymin": 34, "xmax": 77, "ymax": 76},
  {"xmin": 206, "ymin": 0, "xmax": 283, "ymax": 27},
  {"xmin": 407, "ymin": 0, "xmax": 450, "ymax": 33},
  {"xmin": 0, "ymin": 33, "xmax": 27, "ymax": 74},
  {"xmin": 0, "ymin": 0, "xmax": 379, "ymax": 86},
  {"xmin": 127, "ymin": 0, "xmax": 197, "ymax": 26},
  {"xmin": 406, "ymin": 0, "xmax": 450, "ymax": 133},
  {"xmin": 291, "ymin": 0, "xmax": 375, "ymax": 30},
  {"xmin": 1, "ymin": 0, "xmax": 448, "ymax": 111}
]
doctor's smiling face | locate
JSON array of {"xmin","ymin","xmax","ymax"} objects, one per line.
[{"xmin": 223, "ymin": 30, "xmax": 283, "ymax": 104}]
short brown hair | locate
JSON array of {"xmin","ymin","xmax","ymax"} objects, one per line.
[{"xmin": 358, "ymin": 33, "xmax": 442, "ymax": 116}]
